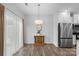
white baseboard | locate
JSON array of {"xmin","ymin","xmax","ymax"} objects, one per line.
[{"xmin": 24, "ymin": 42, "xmax": 34, "ymax": 44}]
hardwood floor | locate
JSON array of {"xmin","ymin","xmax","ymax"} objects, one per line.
[{"xmin": 13, "ymin": 44, "xmax": 76, "ymax": 56}]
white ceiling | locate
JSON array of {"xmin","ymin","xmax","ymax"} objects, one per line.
[{"xmin": 3, "ymin": 3, "xmax": 79, "ymax": 16}]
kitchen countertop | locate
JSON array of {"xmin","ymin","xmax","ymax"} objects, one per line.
[{"xmin": 73, "ymin": 31, "xmax": 79, "ymax": 35}]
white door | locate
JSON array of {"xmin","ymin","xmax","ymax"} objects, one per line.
[{"xmin": 4, "ymin": 9, "xmax": 23, "ymax": 56}]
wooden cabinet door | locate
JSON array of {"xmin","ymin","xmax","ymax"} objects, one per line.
[
  {"xmin": 0, "ymin": 4, "xmax": 4, "ymax": 56},
  {"xmin": 34, "ymin": 35, "xmax": 44, "ymax": 46}
]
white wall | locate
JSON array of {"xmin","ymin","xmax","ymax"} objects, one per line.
[
  {"xmin": 24, "ymin": 15, "xmax": 53, "ymax": 44},
  {"xmin": 52, "ymin": 14, "xmax": 58, "ymax": 47},
  {"xmin": 77, "ymin": 40, "xmax": 79, "ymax": 56}
]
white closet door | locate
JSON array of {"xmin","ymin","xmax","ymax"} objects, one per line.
[
  {"xmin": 15, "ymin": 16, "xmax": 20, "ymax": 52},
  {"xmin": 4, "ymin": 9, "xmax": 23, "ymax": 56},
  {"xmin": 4, "ymin": 9, "xmax": 17, "ymax": 56},
  {"xmin": 15, "ymin": 16, "xmax": 23, "ymax": 51},
  {"xmin": 12, "ymin": 14, "xmax": 17, "ymax": 55},
  {"xmin": 18, "ymin": 18, "xmax": 23, "ymax": 49},
  {"xmin": 14, "ymin": 16, "xmax": 18, "ymax": 52}
]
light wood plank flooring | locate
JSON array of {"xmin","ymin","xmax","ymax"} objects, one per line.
[{"xmin": 13, "ymin": 44, "xmax": 76, "ymax": 56}]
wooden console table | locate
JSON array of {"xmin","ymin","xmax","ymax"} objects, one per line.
[{"xmin": 34, "ymin": 34, "xmax": 45, "ymax": 46}]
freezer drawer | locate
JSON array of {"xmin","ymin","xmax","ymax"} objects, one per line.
[{"xmin": 60, "ymin": 39, "xmax": 73, "ymax": 48}]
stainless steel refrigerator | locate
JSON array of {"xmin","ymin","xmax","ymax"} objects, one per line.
[{"xmin": 58, "ymin": 23, "xmax": 73, "ymax": 48}]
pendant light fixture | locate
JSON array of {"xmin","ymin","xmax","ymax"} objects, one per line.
[{"xmin": 34, "ymin": 4, "xmax": 43, "ymax": 34}]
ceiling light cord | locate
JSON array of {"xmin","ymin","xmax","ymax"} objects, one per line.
[{"xmin": 37, "ymin": 4, "xmax": 40, "ymax": 19}]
